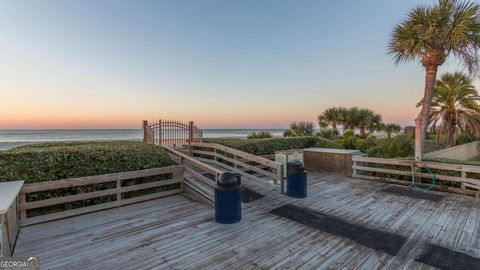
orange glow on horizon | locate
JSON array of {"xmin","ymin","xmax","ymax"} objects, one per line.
[{"xmin": 0, "ymin": 105, "xmax": 419, "ymax": 129}]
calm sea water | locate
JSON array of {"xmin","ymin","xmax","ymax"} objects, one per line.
[{"xmin": 0, "ymin": 129, "xmax": 286, "ymax": 150}]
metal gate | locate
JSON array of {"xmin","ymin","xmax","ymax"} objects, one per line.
[{"xmin": 142, "ymin": 119, "xmax": 202, "ymax": 147}]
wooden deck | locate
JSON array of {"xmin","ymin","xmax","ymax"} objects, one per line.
[{"xmin": 14, "ymin": 172, "xmax": 480, "ymax": 269}]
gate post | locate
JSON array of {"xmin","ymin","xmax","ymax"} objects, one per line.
[
  {"xmin": 188, "ymin": 121, "xmax": 194, "ymax": 156},
  {"xmin": 142, "ymin": 120, "xmax": 149, "ymax": 143}
]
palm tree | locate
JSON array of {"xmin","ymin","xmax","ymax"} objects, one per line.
[
  {"xmin": 366, "ymin": 113, "xmax": 383, "ymax": 135},
  {"xmin": 318, "ymin": 107, "xmax": 347, "ymax": 132},
  {"xmin": 388, "ymin": 0, "xmax": 480, "ymax": 159},
  {"xmin": 343, "ymin": 107, "xmax": 360, "ymax": 131},
  {"xmin": 380, "ymin": 123, "xmax": 402, "ymax": 138},
  {"xmin": 359, "ymin": 109, "xmax": 382, "ymax": 137},
  {"xmin": 417, "ymin": 72, "xmax": 480, "ymax": 146},
  {"xmin": 403, "ymin": 126, "xmax": 416, "ymax": 136},
  {"xmin": 283, "ymin": 122, "xmax": 314, "ymax": 137},
  {"xmin": 344, "ymin": 108, "xmax": 382, "ymax": 136}
]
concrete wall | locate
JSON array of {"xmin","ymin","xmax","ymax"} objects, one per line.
[{"xmin": 425, "ymin": 141, "xmax": 480, "ymax": 161}]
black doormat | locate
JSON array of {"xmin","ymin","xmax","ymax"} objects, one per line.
[
  {"xmin": 416, "ymin": 243, "xmax": 480, "ymax": 270},
  {"xmin": 270, "ymin": 204, "xmax": 407, "ymax": 256},
  {"xmin": 241, "ymin": 187, "xmax": 264, "ymax": 203},
  {"xmin": 382, "ymin": 186, "xmax": 444, "ymax": 202}
]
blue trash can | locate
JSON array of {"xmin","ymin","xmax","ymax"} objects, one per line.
[
  {"xmin": 286, "ymin": 161, "xmax": 307, "ymax": 198},
  {"xmin": 215, "ymin": 172, "xmax": 241, "ymax": 224}
]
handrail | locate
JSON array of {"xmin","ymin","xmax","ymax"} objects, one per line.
[
  {"xmin": 164, "ymin": 146, "xmax": 222, "ymax": 181},
  {"xmin": 352, "ymin": 156, "xmax": 480, "ymax": 195},
  {"xmin": 19, "ymin": 165, "xmax": 184, "ymax": 226},
  {"xmin": 191, "ymin": 142, "xmax": 281, "ymax": 168},
  {"xmin": 188, "ymin": 142, "xmax": 284, "ymax": 192}
]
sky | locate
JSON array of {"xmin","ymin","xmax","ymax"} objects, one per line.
[{"xmin": 1, "ymin": 0, "xmax": 479, "ymax": 129}]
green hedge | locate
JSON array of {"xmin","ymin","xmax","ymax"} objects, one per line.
[
  {"xmin": 0, "ymin": 141, "xmax": 175, "ymax": 217},
  {"xmin": 0, "ymin": 141, "xmax": 174, "ymax": 183},
  {"xmin": 203, "ymin": 136, "xmax": 339, "ymax": 155}
]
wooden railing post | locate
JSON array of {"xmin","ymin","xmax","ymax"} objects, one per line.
[
  {"xmin": 353, "ymin": 160, "xmax": 357, "ymax": 176},
  {"xmin": 173, "ymin": 167, "xmax": 185, "ymax": 190},
  {"xmin": 19, "ymin": 192, "xmax": 26, "ymax": 224},
  {"xmin": 116, "ymin": 178, "xmax": 122, "ymax": 204},
  {"xmin": 461, "ymin": 170, "xmax": 467, "ymax": 192},
  {"xmin": 415, "ymin": 117, "xmax": 422, "ymax": 161}
]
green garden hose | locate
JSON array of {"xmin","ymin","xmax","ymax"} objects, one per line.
[{"xmin": 410, "ymin": 163, "xmax": 436, "ymax": 190}]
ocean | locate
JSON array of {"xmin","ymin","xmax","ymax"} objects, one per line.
[{"xmin": 0, "ymin": 129, "xmax": 286, "ymax": 150}]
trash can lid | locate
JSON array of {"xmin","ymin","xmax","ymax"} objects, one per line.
[
  {"xmin": 287, "ymin": 161, "xmax": 304, "ymax": 173},
  {"xmin": 218, "ymin": 172, "xmax": 240, "ymax": 188}
]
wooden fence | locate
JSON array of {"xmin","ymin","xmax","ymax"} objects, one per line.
[
  {"xmin": 352, "ymin": 156, "xmax": 480, "ymax": 196},
  {"xmin": 188, "ymin": 142, "xmax": 284, "ymax": 192},
  {"xmin": 163, "ymin": 146, "xmax": 221, "ymax": 204},
  {"xmin": 19, "ymin": 166, "xmax": 184, "ymax": 226}
]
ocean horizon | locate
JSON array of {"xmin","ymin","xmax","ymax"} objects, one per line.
[{"xmin": 0, "ymin": 128, "xmax": 287, "ymax": 150}]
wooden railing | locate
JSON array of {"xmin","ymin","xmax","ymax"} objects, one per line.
[
  {"xmin": 352, "ymin": 156, "xmax": 480, "ymax": 195},
  {"xmin": 19, "ymin": 166, "xmax": 184, "ymax": 226},
  {"xmin": 163, "ymin": 146, "xmax": 221, "ymax": 203},
  {"xmin": 164, "ymin": 146, "xmax": 222, "ymax": 181},
  {"xmin": 189, "ymin": 142, "xmax": 284, "ymax": 192}
]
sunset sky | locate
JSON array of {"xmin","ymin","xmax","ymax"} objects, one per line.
[{"xmin": 2, "ymin": 0, "xmax": 479, "ymax": 129}]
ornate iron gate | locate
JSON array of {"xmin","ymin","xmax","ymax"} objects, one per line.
[{"xmin": 142, "ymin": 119, "xmax": 202, "ymax": 147}]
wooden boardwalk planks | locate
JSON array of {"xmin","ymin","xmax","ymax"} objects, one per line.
[{"xmin": 13, "ymin": 172, "xmax": 480, "ymax": 269}]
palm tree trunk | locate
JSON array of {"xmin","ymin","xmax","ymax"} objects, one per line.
[
  {"xmin": 359, "ymin": 127, "xmax": 366, "ymax": 137},
  {"xmin": 418, "ymin": 65, "xmax": 438, "ymax": 160},
  {"xmin": 332, "ymin": 123, "xmax": 337, "ymax": 132}
]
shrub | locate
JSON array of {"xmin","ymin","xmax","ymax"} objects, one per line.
[
  {"xmin": 335, "ymin": 134, "xmax": 377, "ymax": 152},
  {"xmin": 455, "ymin": 133, "xmax": 477, "ymax": 145},
  {"xmin": 336, "ymin": 134, "xmax": 359, "ymax": 149},
  {"xmin": 317, "ymin": 128, "xmax": 339, "ymax": 140},
  {"xmin": 204, "ymin": 136, "xmax": 340, "ymax": 155},
  {"xmin": 0, "ymin": 141, "xmax": 175, "ymax": 217},
  {"xmin": 342, "ymin": 129, "xmax": 355, "ymax": 137},
  {"xmin": 0, "ymin": 141, "xmax": 174, "ymax": 183},
  {"xmin": 247, "ymin": 131, "xmax": 273, "ymax": 139},
  {"xmin": 403, "ymin": 125, "xmax": 415, "ymax": 136},
  {"xmin": 379, "ymin": 123, "xmax": 401, "ymax": 138},
  {"xmin": 283, "ymin": 122, "xmax": 315, "ymax": 137},
  {"xmin": 366, "ymin": 135, "xmax": 414, "ymax": 158}
]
